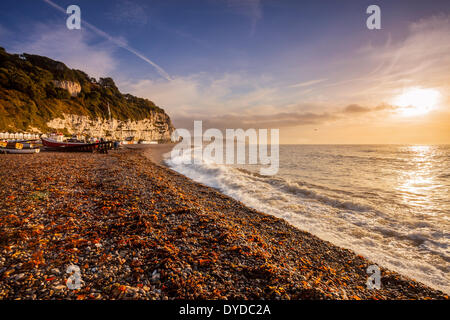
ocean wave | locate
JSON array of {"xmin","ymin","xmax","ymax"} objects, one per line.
[
  {"xmin": 165, "ymin": 148, "xmax": 450, "ymax": 293},
  {"xmin": 270, "ymin": 179, "xmax": 378, "ymax": 213}
]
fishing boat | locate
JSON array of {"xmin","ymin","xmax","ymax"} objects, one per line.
[
  {"xmin": 41, "ymin": 137, "xmax": 113, "ymax": 153},
  {"xmin": 1, "ymin": 148, "xmax": 40, "ymax": 154},
  {"xmin": 6, "ymin": 142, "xmax": 23, "ymax": 149},
  {"xmin": 0, "ymin": 140, "xmax": 40, "ymax": 154},
  {"xmin": 41, "ymin": 137, "xmax": 90, "ymax": 149},
  {"xmin": 5, "ymin": 140, "xmax": 40, "ymax": 149},
  {"xmin": 41, "ymin": 137, "xmax": 101, "ymax": 152}
]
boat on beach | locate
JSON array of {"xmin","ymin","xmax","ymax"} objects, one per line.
[
  {"xmin": 41, "ymin": 137, "xmax": 114, "ymax": 153},
  {"xmin": 0, "ymin": 140, "xmax": 40, "ymax": 154},
  {"xmin": 41, "ymin": 137, "xmax": 100, "ymax": 152},
  {"xmin": 4, "ymin": 140, "xmax": 40, "ymax": 149},
  {"xmin": 41, "ymin": 137, "xmax": 91, "ymax": 149},
  {"xmin": 6, "ymin": 142, "xmax": 23, "ymax": 149},
  {"xmin": 1, "ymin": 148, "xmax": 40, "ymax": 154}
]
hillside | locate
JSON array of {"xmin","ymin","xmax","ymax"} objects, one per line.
[{"xmin": 0, "ymin": 47, "xmax": 174, "ymax": 139}]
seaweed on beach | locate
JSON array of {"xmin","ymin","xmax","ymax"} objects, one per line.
[{"xmin": 0, "ymin": 150, "xmax": 447, "ymax": 300}]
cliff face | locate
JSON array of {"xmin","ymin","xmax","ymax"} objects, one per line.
[
  {"xmin": 47, "ymin": 113, "xmax": 174, "ymax": 141},
  {"xmin": 52, "ymin": 80, "xmax": 81, "ymax": 97},
  {"xmin": 0, "ymin": 47, "xmax": 175, "ymax": 139}
]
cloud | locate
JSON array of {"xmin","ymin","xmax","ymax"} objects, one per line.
[
  {"xmin": 119, "ymin": 14, "xmax": 450, "ymax": 133},
  {"xmin": 122, "ymin": 72, "xmax": 327, "ymax": 129},
  {"xmin": 216, "ymin": 102, "xmax": 399, "ymax": 129},
  {"xmin": 42, "ymin": 0, "xmax": 171, "ymax": 80},
  {"xmin": 6, "ymin": 23, "xmax": 117, "ymax": 79},
  {"xmin": 315, "ymin": 14, "xmax": 450, "ymax": 112},
  {"xmin": 342, "ymin": 104, "xmax": 371, "ymax": 113},
  {"xmin": 174, "ymin": 101, "xmax": 399, "ymax": 130},
  {"xmin": 206, "ymin": 111, "xmax": 336, "ymax": 129},
  {"xmin": 342, "ymin": 103, "xmax": 397, "ymax": 115},
  {"xmin": 121, "ymin": 72, "xmax": 280, "ymax": 118},
  {"xmin": 289, "ymin": 78, "xmax": 328, "ymax": 88},
  {"xmin": 173, "ymin": 109, "xmax": 336, "ymax": 131},
  {"xmin": 121, "ymin": 68, "xmax": 402, "ymax": 130},
  {"xmin": 6, "ymin": 5, "xmax": 444, "ymax": 137},
  {"xmin": 360, "ymin": 14, "xmax": 450, "ymax": 95}
]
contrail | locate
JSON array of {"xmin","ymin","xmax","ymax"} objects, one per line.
[{"xmin": 42, "ymin": 0, "xmax": 172, "ymax": 81}]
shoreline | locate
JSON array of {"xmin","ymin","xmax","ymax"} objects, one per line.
[
  {"xmin": 139, "ymin": 143, "xmax": 176, "ymax": 166},
  {"xmin": 149, "ymin": 144, "xmax": 449, "ymax": 294},
  {"xmin": 0, "ymin": 149, "xmax": 447, "ymax": 299}
]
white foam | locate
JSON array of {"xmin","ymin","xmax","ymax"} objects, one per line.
[{"xmin": 165, "ymin": 150, "xmax": 450, "ymax": 294}]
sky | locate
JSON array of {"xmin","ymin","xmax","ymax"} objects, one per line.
[{"xmin": 1, "ymin": 0, "xmax": 450, "ymax": 144}]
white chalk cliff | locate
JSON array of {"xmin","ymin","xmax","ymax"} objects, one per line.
[{"xmin": 47, "ymin": 113, "xmax": 174, "ymax": 141}]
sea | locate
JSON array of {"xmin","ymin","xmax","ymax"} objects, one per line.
[{"xmin": 165, "ymin": 144, "xmax": 450, "ymax": 294}]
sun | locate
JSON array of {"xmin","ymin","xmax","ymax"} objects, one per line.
[{"xmin": 392, "ymin": 87, "xmax": 441, "ymax": 117}]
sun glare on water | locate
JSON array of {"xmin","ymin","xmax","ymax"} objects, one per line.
[{"xmin": 393, "ymin": 88, "xmax": 441, "ymax": 117}]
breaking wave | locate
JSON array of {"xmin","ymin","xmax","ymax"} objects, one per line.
[{"xmin": 165, "ymin": 145, "xmax": 450, "ymax": 293}]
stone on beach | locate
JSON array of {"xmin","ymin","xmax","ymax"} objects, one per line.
[{"xmin": 0, "ymin": 150, "xmax": 447, "ymax": 300}]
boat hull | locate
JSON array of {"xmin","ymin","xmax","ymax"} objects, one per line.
[
  {"xmin": 1, "ymin": 148, "xmax": 40, "ymax": 154},
  {"xmin": 41, "ymin": 137, "xmax": 113, "ymax": 153},
  {"xmin": 41, "ymin": 137, "xmax": 89, "ymax": 148}
]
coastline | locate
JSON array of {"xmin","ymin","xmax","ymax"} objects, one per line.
[
  {"xmin": 140, "ymin": 143, "xmax": 176, "ymax": 166},
  {"xmin": 0, "ymin": 149, "xmax": 447, "ymax": 299}
]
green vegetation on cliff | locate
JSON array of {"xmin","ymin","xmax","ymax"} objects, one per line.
[{"xmin": 0, "ymin": 47, "xmax": 169, "ymax": 132}]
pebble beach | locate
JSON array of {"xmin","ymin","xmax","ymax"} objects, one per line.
[{"xmin": 0, "ymin": 149, "xmax": 447, "ymax": 300}]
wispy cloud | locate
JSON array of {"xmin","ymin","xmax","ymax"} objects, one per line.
[
  {"xmin": 42, "ymin": 0, "xmax": 172, "ymax": 81},
  {"xmin": 6, "ymin": 23, "xmax": 117, "ymax": 79},
  {"xmin": 192, "ymin": 111, "xmax": 336, "ymax": 130},
  {"xmin": 341, "ymin": 104, "xmax": 396, "ymax": 114},
  {"xmin": 118, "ymin": 14, "xmax": 450, "ymax": 134},
  {"xmin": 122, "ymin": 70, "xmax": 400, "ymax": 131},
  {"xmin": 289, "ymin": 78, "xmax": 327, "ymax": 88},
  {"xmin": 171, "ymin": 101, "xmax": 400, "ymax": 130},
  {"xmin": 327, "ymin": 14, "xmax": 450, "ymax": 106},
  {"xmin": 7, "ymin": 4, "xmax": 446, "ymax": 140}
]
